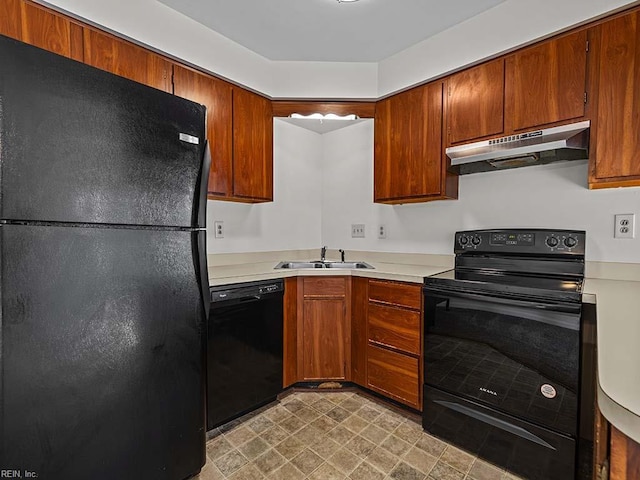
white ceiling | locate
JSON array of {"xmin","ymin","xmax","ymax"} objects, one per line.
[{"xmin": 157, "ymin": 0, "xmax": 506, "ymax": 62}]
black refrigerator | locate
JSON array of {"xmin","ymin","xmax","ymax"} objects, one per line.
[{"xmin": 0, "ymin": 35, "xmax": 210, "ymax": 479}]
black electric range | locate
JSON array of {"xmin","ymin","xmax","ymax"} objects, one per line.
[{"xmin": 422, "ymin": 229, "xmax": 588, "ymax": 480}]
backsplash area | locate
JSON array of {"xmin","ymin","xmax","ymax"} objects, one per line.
[{"xmin": 209, "ymin": 120, "xmax": 640, "ymax": 264}]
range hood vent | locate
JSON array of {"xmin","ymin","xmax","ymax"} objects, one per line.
[{"xmin": 446, "ymin": 121, "xmax": 590, "ymax": 175}]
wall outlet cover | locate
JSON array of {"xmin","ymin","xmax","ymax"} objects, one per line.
[
  {"xmin": 614, "ymin": 214, "xmax": 635, "ymax": 239},
  {"xmin": 378, "ymin": 225, "xmax": 387, "ymax": 239},
  {"xmin": 214, "ymin": 220, "xmax": 224, "ymax": 239}
]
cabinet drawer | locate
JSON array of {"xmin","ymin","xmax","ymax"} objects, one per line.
[
  {"xmin": 303, "ymin": 277, "xmax": 346, "ymax": 297},
  {"xmin": 369, "ymin": 280, "xmax": 421, "ymax": 310},
  {"xmin": 368, "ymin": 303, "xmax": 420, "ymax": 355},
  {"xmin": 367, "ymin": 344, "xmax": 420, "ymax": 408}
]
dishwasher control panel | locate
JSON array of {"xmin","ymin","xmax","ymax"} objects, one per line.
[{"xmin": 210, "ymin": 279, "xmax": 284, "ymax": 303}]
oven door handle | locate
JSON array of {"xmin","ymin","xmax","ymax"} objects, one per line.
[
  {"xmin": 434, "ymin": 400, "xmax": 557, "ymax": 450},
  {"xmin": 423, "ymin": 287, "xmax": 581, "ymax": 314}
]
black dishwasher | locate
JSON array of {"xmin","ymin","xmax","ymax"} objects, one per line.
[{"xmin": 207, "ymin": 279, "xmax": 284, "ymax": 430}]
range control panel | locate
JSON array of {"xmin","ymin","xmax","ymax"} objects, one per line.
[{"xmin": 455, "ymin": 229, "xmax": 585, "ymax": 256}]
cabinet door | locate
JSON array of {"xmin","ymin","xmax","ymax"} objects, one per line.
[
  {"xmin": 0, "ymin": 0, "xmax": 83, "ymax": 61},
  {"xmin": 374, "ymin": 82, "xmax": 444, "ymax": 202},
  {"xmin": 506, "ymin": 30, "xmax": 588, "ymax": 131},
  {"xmin": 83, "ymin": 28, "xmax": 172, "ymax": 92},
  {"xmin": 302, "ymin": 299, "xmax": 346, "ymax": 380},
  {"xmin": 368, "ymin": 303, "xmax": 420, "ymax": 356},
  {"xmin": 232, "ymin": 88, "xmax": 273, "ymax": 201},
  {"xmin": 591, "ymin": 12, "xmax": 640, "ymax": 186},
  {"xmin": 367, "ymin": 344, "xmax": 420, "ymax": 408},
  {"xmin": 0, "ymin": 0, "xmax": 21, "ymax": 40},
  {"xmin": 447, "ymin": 59, "xmax": 504, "ymax": 145},
  {"xmin": 611, "ymin": 426, "xmax": 640, "ymax": 480},
  {"xmin": 173, "ymin": 66, "xmax": 233, "ymax": 198}
]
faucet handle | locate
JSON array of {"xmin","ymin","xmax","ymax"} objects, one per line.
[{"xmin": 338, "ymin": 249, "xmax": 345, "ymax": 262}]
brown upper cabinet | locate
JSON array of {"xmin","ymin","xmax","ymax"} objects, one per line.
[
  {"xmin": 83, "ymin": 28, "xmax": 172, "ymax": 92},
  {"xmin": 374, "ymin": 81, "xmax": 458, "ymax": 204},
  {"xmin": 589, "ymin": 10, "xmax": 640, "ymax": 188},
  {"xmin": 232, "ymin": 88, "xmax": 274, "ymax": 202},
  {"xmin": 173, "ymin": 66, "xmax": 234, "ymax": 198},
  {"xmin": 505, "ymin": 30, "xmax": 588, "ymax": 132},
  {"xmin": 446, "ymin": 59, "xmax": 505, "ymax": 146},
  {"xmin": 173, "ymin": 68, "xmax": 273, "ymax": 202},
  {"xmin": 0, "ymin": 0, "xmax": 83, "ymax": 61}
]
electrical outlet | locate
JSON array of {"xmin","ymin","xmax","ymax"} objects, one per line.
[
  {"xmin": 378, "ymin": 225, "xmax": 387, "ymax": 239},
  {"xmin": 214, "ymin": 221, "xmax": 224, "ymax": 239},
  {"xmin": 614, "ymin": 214, "xmax": 635, "ymax": 239},
  {"xmin": 351, "ymin": 224, "xmax": 365, "ymax": 238}
]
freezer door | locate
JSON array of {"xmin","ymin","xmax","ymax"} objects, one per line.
[
  {"xmin": 0, "ymin": 35, "xmax": 206, "ymax": 228},
  {"xmin": 0, "ymin": 224, "xmax": 206, "ymax": 479}
]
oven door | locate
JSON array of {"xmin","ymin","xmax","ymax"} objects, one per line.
[{"xmin": 423, "ymin": 286, "xmax": 581, "ymax": 436}]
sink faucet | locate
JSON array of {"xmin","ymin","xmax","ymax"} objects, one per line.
[
  {"xmin": 339, "ymin": 249, "xmax": 345, "ymax": 262},
  {"xmin": 320, "ymin": 246, "xmax": 327, "ymax": 262}
]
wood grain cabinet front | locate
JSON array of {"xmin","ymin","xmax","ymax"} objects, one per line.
[
  {"xmin": 0, "ymin": 0, "xmax": 83, "ymax": 61},
  {"xmin": 610, "ymin": 426, "xmax": 640, "ymax": 480},
  {"xmin": 505, "ymin": 30, "xmax": 588, "ymax": 132},
  {"xmin": 172, "ymin": 66, "xmax": 234, "ymax": 198},
  {"xmin": 297, "ymin": 277, "xmax": 351, "ymax": 382},
  {"xmin": 374, "ymin": 81, "xmax": 458, "ymax": 204},
  {"xmin": 364, "ymin": 280, "xmax": 423, "ymax": 410},
  {"xmin": 446, "ymin": 59, "xmax": 505, "ymax": 146},
  {"xmin": 232, "ymin": 88, "xmax": 274, "ymax": 202},
  {"xmin": 173, "ymin": 68, "xmax": 273, "ymax": 202},
  {"xmin": 83, "ymin": 28, "xmax": 172, "ymax": 92},
  {"xmin": 589, "ymin": 10, "xmax": 640, "ymax": 188}
]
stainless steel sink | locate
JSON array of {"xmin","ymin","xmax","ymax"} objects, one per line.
[
  {"xmin": 323, "ymin": 261, "xmax": 374, "ymax": 269},
  {"xmin": 274, "ymin": 261, "xmax": 373, "ymax": 269},
  {"xmin": 274, "ymin": 261, "xmax": 324, "ymax": 269}
]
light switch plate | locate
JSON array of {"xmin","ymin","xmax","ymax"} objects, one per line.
[{"xmin": 351, "ymin": 224, "xmax": 365, "ymax": 238}]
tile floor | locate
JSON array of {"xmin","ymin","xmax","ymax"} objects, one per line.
[{"xmin": 194, "ymin": 390, "xmax": 524, "ymax": 480}]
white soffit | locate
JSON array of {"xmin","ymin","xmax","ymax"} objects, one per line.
[{"xmin": 156, "ymin": 0, "xmax": 506, "ymax": 62}]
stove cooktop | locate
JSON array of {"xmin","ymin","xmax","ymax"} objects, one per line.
[{"xmin": 424, "ymin": 269, "xmax": 583, "ymax": 303}]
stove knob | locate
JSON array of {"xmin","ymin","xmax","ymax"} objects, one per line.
[
  {"xmin": 459, "ymin": 235, "xmax": 469, "ymax": 246},
  {"xmin": 546, "ymin": 236, "xmax": 559, "ymax": 248},
  {"xmin": 472, "ymin": 235, "xmax": 481, "ymax": 246},
  {"xmin": 564, "ymin": 236, "xmax": 578, "ymax": 248}
]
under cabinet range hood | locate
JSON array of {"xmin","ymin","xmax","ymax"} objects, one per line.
[{"xmin": 446, "ymin": 121, "xmax": 590, "ymax": 175}]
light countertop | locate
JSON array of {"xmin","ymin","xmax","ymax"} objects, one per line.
[
  {"xmin": 582, "ymin": 278, "xmax": 640, "ymax": 443},
  {"xmin": 208, "ymin": 260, "xmax": 451, "ymax": 287},
  {"xmin": 208, "ymin": 251, "xmax": 640, "ymax": 442}
]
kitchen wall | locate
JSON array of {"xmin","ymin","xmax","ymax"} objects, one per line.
[
  {"xmin": 206, "ymin": 119, "xmax": 323, "ymax": 253},
  {"xmin": 321, "ymin": 121, "xmax": 640, "ymax": 264}
]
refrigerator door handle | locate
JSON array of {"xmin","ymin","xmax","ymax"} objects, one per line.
[
  {"xmin": 195, "ymin": 140, "xmax": 211, "ymax": 229},
  {"xmin": 196, "ymin": 231, "xmax": 210, "ymax": 320}
]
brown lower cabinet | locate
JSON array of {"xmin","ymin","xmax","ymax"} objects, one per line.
[
  {"xmin": 285, "ymin": 276, "xmax": 422, "ymax": 410},
  {"xmin": 367, "ymin": 344, "xmax": 420, "ymax": 408},
  {"xmin": 365, "ymin": 280, "xmax": 423, "ymax": 410},
  {"xmin": 296, "ymin": 277, "xmax": 351, "ymax": 382},
  {"xmin": 610, "ymin": 426, "xmax": 640, "ymax": 480}
]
